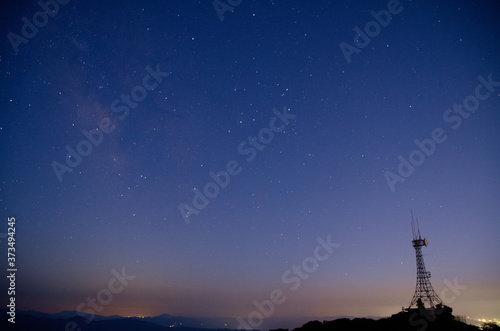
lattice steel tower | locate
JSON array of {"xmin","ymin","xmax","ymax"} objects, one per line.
[{"xmin": 408, "ymin": 212, "xmax": 442, "ymax": 309}]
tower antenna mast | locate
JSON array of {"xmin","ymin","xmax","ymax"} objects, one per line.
[{"xmin": 407, "ymin": 212, "xmax": 442, "ymax": 309}]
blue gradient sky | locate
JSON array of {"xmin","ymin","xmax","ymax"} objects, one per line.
[{"xmin": 0, "ymin": 0, "xmax": 499, "ymax": 325}]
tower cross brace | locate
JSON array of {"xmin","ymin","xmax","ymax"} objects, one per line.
[
  {"xmin": 408, "ymin": 215, "xmax": 442, "ymax": 309},
  {"xmin": 409, "ymin": 238, "xmax": 442, "ymax": 308}
]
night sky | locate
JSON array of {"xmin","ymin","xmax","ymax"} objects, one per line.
[{"xmin": 1, "ymin": 0, "xmax": 499, "ymax": 328}]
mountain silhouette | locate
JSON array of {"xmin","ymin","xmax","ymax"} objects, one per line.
[{"xmin": 0, "ymin": 307, "xmax": 485, "ymax": 331}]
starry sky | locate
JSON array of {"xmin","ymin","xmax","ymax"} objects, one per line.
[{"xmin": 0, "ymin": 0, "xmax": 499, "ymax": 327}]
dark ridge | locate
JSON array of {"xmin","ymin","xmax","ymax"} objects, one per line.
[
  {"xmin": 0, "ymin": 307, "xmax": 485, "ymax": 331},
  {"xmin": 276, "ymin": 308, "xmax": 480, "ymax": 331}
]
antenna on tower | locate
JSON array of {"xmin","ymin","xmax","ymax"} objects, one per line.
[
  {"xmin": 416, "ymin": 217, "xmax": 421, "ymax": 239},
  {"xmin": 410, "ymin": 210, "xmax": 422, "ymax": 240},
  {"xmin": 411, "ymin": 210, "xmax": 417, "ymax": 240}
]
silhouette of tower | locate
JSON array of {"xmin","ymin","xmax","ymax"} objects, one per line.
[{"xmin": 408, "ymin": 212, "xmax": 442, "ymax": 309}]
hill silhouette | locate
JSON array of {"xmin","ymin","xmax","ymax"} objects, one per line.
[
  {"xmin": 274, "ymin": 306, "xmax": 480, "ymax": 331},
  {"xmin": 0, "ymin": 306, "xmax": 485, "ymax": 331}
]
